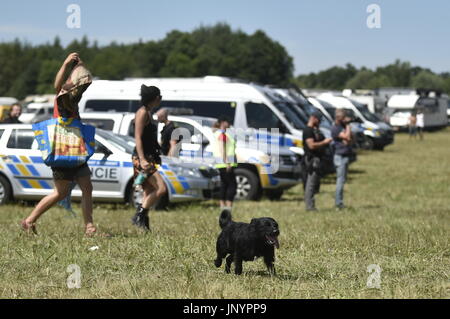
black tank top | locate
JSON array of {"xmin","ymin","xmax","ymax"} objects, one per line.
[{"xmin": 134, "ymin": 111, "xmax": 161, "ymax": 157}]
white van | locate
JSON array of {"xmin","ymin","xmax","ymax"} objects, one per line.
[
  {"xmin": 317, "ymin": 93, "xmax": 394, "ymax": 150},
  {"xmin": 387, "ymin": 91, "xmax": 448, "ymax": 130},
  {"xmin": 78, "ymin": 77, "xmax": 305, "ymax": 156},
  {"xmin": 308, "ymin": 97, "xmax": 368, "ymax": 150},
  {"xmin": 19, "ymin": 102, "xmax": 54, "ymax": 124}
]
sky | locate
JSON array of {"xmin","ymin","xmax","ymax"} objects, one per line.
[{"xmin": 1, "ymin": 0, "xmax": 449, "ymax": 75}]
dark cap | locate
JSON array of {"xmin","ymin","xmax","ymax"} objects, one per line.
[{"xmin": 311, "ymin": 110, "xmax": 323, "ymax": 120}]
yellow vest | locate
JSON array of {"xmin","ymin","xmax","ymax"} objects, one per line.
[{"xmin": 213, "ymin": 130, "xmax": 237, "ymax": 168}]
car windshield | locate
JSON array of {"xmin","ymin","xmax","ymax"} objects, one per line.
[
  {"xmin": 350, "ymin": 99, "xmax": 382, "ymax": 122},
  {"xmin": 273, "ymin": 102, "xmax": 306, "ymax": 130},
  {"xmin": 96, "ymin": 130, "xmax": 135, "ymax": 154},
  {"xmin": 325, "ymin": 107, "xmax": 336, "ymax": 120},
  {"xmin": 285, "ymin": 102, "xmax": 309, "ymax": 124},
  {"xmin": 293, "ymin": 99, "xmax": 332, "ymax": 128},
  {"xmin": 317, "ymin": 111, "xmax": 333, "ymax": 129}
]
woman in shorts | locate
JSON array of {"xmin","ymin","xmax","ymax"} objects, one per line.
[
  {"xmin": 21, "ymin": 53, "xmax": 98, "ymax": 236},
  {"xmin": 131, "ymin": 85, "xmax": 167, "ymax": 231}
]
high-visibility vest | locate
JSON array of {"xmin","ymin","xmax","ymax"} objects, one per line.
[{"xmin": 213, "ymin": 130, "xmax": 237, "ymax": 168}]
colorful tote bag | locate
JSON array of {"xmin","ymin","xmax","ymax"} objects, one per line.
[{"xmin": 32, "ymin": 117, "xmax": 96, "ymax": 168}]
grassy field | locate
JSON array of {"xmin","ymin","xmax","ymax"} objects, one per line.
[{"xmin": 0, "ymin": 129, "xmax": 449, "ymax": 299}]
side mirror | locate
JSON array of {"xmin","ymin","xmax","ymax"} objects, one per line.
[
  {"xmin": 103, "ymin": 148, "xmax": 113, "ymax": 158},
  {"xmin": 97, "ymin": 145, "xmax": 113, "ymax": 158}
]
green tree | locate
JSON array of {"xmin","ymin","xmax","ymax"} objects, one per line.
[{"xmin": 411, "ymin": 71, "xmax": 446, "ymax": 91}]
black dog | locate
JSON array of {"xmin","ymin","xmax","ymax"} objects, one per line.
[{"xmin": 214, "ymin": 209, "xmax": 280, "ymax": 275}]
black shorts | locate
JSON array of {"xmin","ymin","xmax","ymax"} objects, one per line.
[{"xmin": 51, "ymin": 163, "xmax": 91, "ymax": 181}]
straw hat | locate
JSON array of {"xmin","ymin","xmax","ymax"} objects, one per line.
[{"xmin": 57, "ymin": 63, "xmax": 92, "ymax": 99}]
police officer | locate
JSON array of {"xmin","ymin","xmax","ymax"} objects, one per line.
[
  {"xmin": 302, "ymin": 111, "xmax": 332, "ymax": 211},
  {"xmin": 213, "ymin": 116, "xmax": 237, "ymax": 211}
]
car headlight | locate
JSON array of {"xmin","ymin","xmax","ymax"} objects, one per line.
[{"xmin": 172, "ymin": 166, "xmax": 202, "ymax": 178}]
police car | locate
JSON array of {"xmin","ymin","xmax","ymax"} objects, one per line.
[
  {"xmin": 80, "ymin": 112, "xmax": 302, "ymax": 201},
  {"xmin": 0, "ymin": 124, "xmax": 220, "ymax": 208}
]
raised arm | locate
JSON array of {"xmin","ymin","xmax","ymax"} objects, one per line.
[{"xmin": 54, "ymin": 52, "xmax": 80, "ymax": 92}]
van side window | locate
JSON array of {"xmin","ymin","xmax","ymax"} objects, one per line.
[
  {"xmin": 245, "ymin": 102, "xmax": 288, "ymax": 133},
  {"xmin": 0, "ymin": 129, "xmax": 4, "ymax": 139},
  {"xmin": 85, "ymin": 100, "xmax": 131, "ymax": 112},
  {"xmin": 83, "ymin": 119, "xmax": 115, "ymax": 130},
  {"xmin": 172, "ymin": 122, "xmax": 208, "ymax": 144},
  {"xmin": 160, "ymin": 101, "xmax": 236, "ymax": 121},
  {"xmin": 7, "ymin": 129, "xmax": 35, "ymax": 149}
]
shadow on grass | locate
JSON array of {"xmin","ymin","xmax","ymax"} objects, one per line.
[
  {"xmin": 241, "ymin": 270, "xmax": 300, "ymax": 281},
  {"xmin": 348, "ymin": 169, "xmax": 366, "ymax": 175}
]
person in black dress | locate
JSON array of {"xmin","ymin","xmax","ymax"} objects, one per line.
[{"xmin": 131, "ymin": 85, "xmax": 167, "ymax": 231}]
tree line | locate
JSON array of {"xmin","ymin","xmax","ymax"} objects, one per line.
[
  {"xmin": 0, "ymin": 23, "xmax": 294, "ymax": 100},
  {"xmin": 0, "ymin": 22, "xmax": 449, "ymax": 100},
  {"xmin": 295, "ymin": 60, "xmax": 450, "ymax": 94}
]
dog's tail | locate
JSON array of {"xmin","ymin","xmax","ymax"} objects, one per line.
[{"xmin": 219, "ymin": 208, "xmax": 232, "ymax": 229}]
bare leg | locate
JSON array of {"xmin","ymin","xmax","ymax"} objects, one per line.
[
  {"xmin": 142, "ymin": 171, "xmax": 167, "ymax": 209},
  {"xmin": 76, "ymin": 174, "xmax": 94, "ymax": 230},
  {"xmin": 25, "ymin": 179, "xmax": 72, "ymax": 224}
]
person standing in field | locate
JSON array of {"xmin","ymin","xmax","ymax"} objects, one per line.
[
  {"xmin": 213, "ymin": 116, "xmax": 237, "ymax": 211},
  {"xmin": 331, "ymin": 109, "xmax": 353, "ymax": 210},
  {"xmin": 21, "ymin": 52, "xmax": 99, "ymax": 236},
  {"xmin": 131, "ymin": 85, "xmax": 167, "ymax": 231},
  {"xmin": 156, "ymin": 108, "xmax": 180, "ymax": 157},
  {"xmin": 408, "ymin": 111, "xmax": 418, "ymax": 139},
  {"xmin": 416, "ymin": 109, "xmax": 424, "ymax": 140},
  {"xmin": 302, "ymin": 111, "xmax": 332, "ymax": 211}
]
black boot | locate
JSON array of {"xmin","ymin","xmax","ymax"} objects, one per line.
[{"xmin": 131, "ymin": 205, "xmax": 150, "ymax": 231}]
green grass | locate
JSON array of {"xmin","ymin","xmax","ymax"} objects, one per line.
[{"xmin": 1, "ymin": 130, "xmax": 449, "ymax": 298}]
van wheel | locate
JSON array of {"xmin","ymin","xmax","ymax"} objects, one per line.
[
  {"xmin": 0, "ymin": 175, "xmax": 12, "ymax": 205},
  {"xmin": 234, "ymin": 168, "xmax": 261, "ymax": 201},
  {"xmin": 362, "ymin": 137, "xmax": 375, "ymax": 150},
  {"xmin": 266, "ymin": 189, "xmax": 284, "ymax": 201}
]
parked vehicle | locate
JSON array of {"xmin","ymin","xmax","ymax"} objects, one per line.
[
  {"xmin": 317, "ymin": 93, "xmax": 394, "ymax": 150},
  {"xmin": 77, "ymin": 77, "xmax": 306, "ymax": 157},
  {"xmin": 447, "ymin": 98, "xmax": 450, "ymax": 125},
  {"xmin": 387, "ymin": 90, "xmax": 448, "ymax": 130},
  {"xmin": 19, "ymin": 102, "xmax": 54, "ymax": 124},
  {"xmin": 271, "ymin": 88, "xmax": 336, "ymax": 173},
  {"xmin": 79, "ymin": 112, "xmax": 302, "ymax": 201},
  {"xmin": 308, "ymin": 97, "xmax": 367, "ymax": 150},
  {"xmin": 0, "ymin": 124, "xmax": 220, "ymax": 209}
]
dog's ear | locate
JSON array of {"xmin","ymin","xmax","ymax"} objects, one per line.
[{"xmin": 250, "ymin": 218, "xmax": 257, "ymax": 225}]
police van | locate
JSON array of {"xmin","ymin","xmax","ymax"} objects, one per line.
[
  {"xmin": 77, "ymin": 77, "xmax": 305, "ymax": 156},
  {"xmin": 0, "ymin": 124, "xmax": 220, "ymax": 208},
  {"xmin": 317, "ymin": 93, "xmax": 394, "ymax": 150},
  {"xmin": 80, "ymin": 112, "xmax": 302, "ymax": 201}
]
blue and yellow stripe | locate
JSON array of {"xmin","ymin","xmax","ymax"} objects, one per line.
[{"xmin": 2, "ymin": 155, "xmax": 52, "ymax": 189}]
